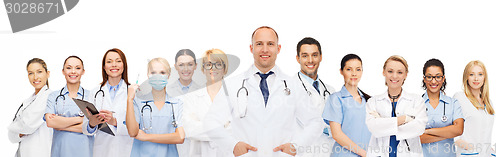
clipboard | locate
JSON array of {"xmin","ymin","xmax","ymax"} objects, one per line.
[{"xmin": 73, "ymin": 98, "xmax": 115, "ymax": 136}]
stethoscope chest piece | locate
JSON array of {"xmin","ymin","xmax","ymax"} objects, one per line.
[
  {"xmin": 441, "ymin": 115, "xmax": 448, "ymax": 122},
  {"xmin": 284, "ymin": 88, "xmax": 291, "ymax": 96}
]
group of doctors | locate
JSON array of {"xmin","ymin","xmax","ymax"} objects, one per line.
[{"xmin": 7, "ymin": 26, "xmax": 495, "ymax": 157}]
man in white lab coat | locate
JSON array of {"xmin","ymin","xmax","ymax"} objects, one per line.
[
  {"xmin": 294, "ymin": 37, "xmax": 335, "ymax": 157},
  {"xmin": 204, "ymin": 26, "xmax": 324, "ymax": 157}
]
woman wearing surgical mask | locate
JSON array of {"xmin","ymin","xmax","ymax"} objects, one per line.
[
  {"xmin": 365, "ymin": 55, "xmax": 427, "ymax": 157},
  {"xmin": 323, "ymin": 54, "xmax": 372, "ymax": 157},
  {"xmin": 126, "ymin": 57, "xmax": 185, "ymax": 157},
  {"xmin": 82, "ymin": 48, "xmax": 134, "ymax": 157},
  {"xmin": 453, "ymin": 60, "xmax": 495, "ymax": 157},
  {"xmin": 8, "ymin": 58, "xmax": 53, "ymax": 157},
  {"xmin": 44, "ymin": 56, "xmax": 93, "ymax": 157},
  {"xmin": 419, "ymin": 58, "xmax": 464, "ymax": 157},
  {"xmin": 181, "ymin": 49, "xmax": 233, "ymax": 157},
  {"xmin": 167, "ymin": 49, "xmax": 201, "ymax": 98}
]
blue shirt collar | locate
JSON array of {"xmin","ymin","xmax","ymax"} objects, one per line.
[
  {"xmin": 62, "ymin": 85, "xmax": 85, "ymax": 97},
  {"xmin": 298, "ymin": 71, "xmax": 319, "ymax": 86},
  {"xmin": 107, "ymin": 79, "xmax": 123, "ymax": 91},
  {"xmin": 422, "ymin": 91, "xmax": 452, "ymax": 104},
  {"xmin": 339, "ymin": 85, "xmax": 365, "ymax": 98}
]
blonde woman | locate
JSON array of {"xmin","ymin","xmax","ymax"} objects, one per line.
[
  {"xmin": 365, "ymin": 55, "xmax": 428, "ymax": 157},
  {"xmin": 182, "ymin": 49, "xmax": 232, "ymax": 157},
  {"xmin": 126, "ymin": 57, "xmax": 185, "ymax": 157},
  {"xmin": 8, "ymin": 58, "xmax": 53, "ymax": 157},
  {"xmin": 453, "ymin": 60, "xmax": 495, "ymax": 157}
]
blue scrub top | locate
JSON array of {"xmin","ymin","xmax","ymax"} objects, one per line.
[
  {"xmin": 130, "ymin": 92, "xmax": 183, "ymax": 157},
  {"xmin": 45, "ymin": 86, "xmax": 93, "ymax": 157},
  {"xmin": 422, "ymin": 92, "xmax": 464, "ymax": 157},
  {"xmin": 322, "ymin": 86, "xmax": 371, "ymax": 157}
]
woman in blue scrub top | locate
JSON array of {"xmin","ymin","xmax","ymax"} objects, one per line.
[
  {"xmin": 419, "ymin": 59, "xmax": 464, "ymax": 157},
  {"xmin": 44, "ymin": 56, "xmax": 93, "ymax": 157},
  {"xmin": 126, "ymin": 57, "xmax": 185, "ymax": 157},
  {"xmin": 323, "ymin": 54, "xmax": 372, "ymax": 157}
]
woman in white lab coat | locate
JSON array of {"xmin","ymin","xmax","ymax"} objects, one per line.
[
  {"xmin": 365, "ymin": 55, "xmax": 428, "ymax": 157},
  {"xmin": 182, "ymin": 49, "xmax": 233, "ymax": 157},
  {"xmin": 8, "ymin": 58, "xmax": 53, "ymax": 157},
  {"xmin": 82, "ymin": 48, "xmax": 134, "ymax": 157},
  {"xmin": 453, "ymin": 60, "xmax": 495, "ymax": 157}
]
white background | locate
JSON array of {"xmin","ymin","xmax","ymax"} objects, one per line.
[{"xmin": 0, "ymin": 0, "xmax": 498, "ymax": 155}]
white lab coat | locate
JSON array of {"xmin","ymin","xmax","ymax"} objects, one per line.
[
  {"xmin": 8, "ymin": 85, "xmax": 52, "ymax": 157},
  {"xmin": 365, "ymin": 90, "xmax": 428, "ymax": 157},
  {"xmin": 204, "ymin": 65, "xmax": 324, "ymax": 157},
  {"xmin": 168, "ymin": 79, "xmax": 201, "ymax": 157},
  {"xmin": 82, "ymin": 81, "xmax": 134, "ymax": 157},
  {"xmin": 453, "ymin": 92, "xmax": 495, "ymax": 157},
  {"xmin": 181, "ymin": 87, "xmax": 233, "ymax": 157},
  {"xmin": 293, "ymin": 73, "xmax": 336, "ymax": 157}
]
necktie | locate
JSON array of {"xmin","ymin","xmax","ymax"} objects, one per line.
[
  {"xmin": 258, "ymin": 71, "xmax": 274, "ymax": 106},
  {"xmin": 313, "ymin": 81, "xmax": 320, "ymax": 94}
]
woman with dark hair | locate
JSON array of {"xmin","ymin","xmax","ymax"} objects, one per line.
[
  {"xmin": 419, "ymin": 58, "xmax": 464, "ymax": 157},
  {"xmin": 8, "ymin": 58, "xmax": 53, "ymax": 157},
  {"xmin": 323, "ymin": 54, "xmax": 371, "ymax": 157},
  {"xmin": 82, "ymin": 48, "xmax": 134, "ymax": 157},
  {"xmin": 168, "ymin": 49, "xmax": 201, "ymax": 98},
  {"xmin": 44, "ymin": 56, "xmax": 93, "ymax": 157}
]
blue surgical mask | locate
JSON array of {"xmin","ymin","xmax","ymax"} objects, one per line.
[{"xmin": 149, "ymin": 74, "xmax": 168, "ymax": 90}]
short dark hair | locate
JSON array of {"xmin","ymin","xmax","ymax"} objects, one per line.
[
  {"xmin": 296, "ymin": 37, "xmax": 322, "ymax": 56},
  {"xmin": 422, "ymin": 58, "xmax": 447, "ymax": 91},
  {"xmin": 175, "ymin": 49, "xmax": 196, "ymax": 64},
  {"xmin": 251, "ymin": 26, "xmax": 279, "ymax": 43}
]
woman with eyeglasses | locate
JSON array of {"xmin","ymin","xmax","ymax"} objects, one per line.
[
  {"xmin": 181, "ymin": 49, "xmax": 233, "ymax": 157},
  {"xmin": 44, "ymin": 56, "xmax": 93, "ymax": 157},
  {"xmin": 419, "ymin": 58, "xmax": 464, "ymax": 157},
  {"xmin": 8, "ymin": 58, "xmax": 52, "ymax": 157},
  {"xmin": 126, "ymin": 57, "xmax": 185, "ymax": 157},
  {"xmin": 453, "ymin": 60, "xmax": 495, "ymax": 157}
]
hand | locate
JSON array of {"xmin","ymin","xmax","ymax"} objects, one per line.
[
  {"xmin": 46, "ymin": 113, "xmax": 56, "ymax": 120},
  {"xmin": 233, "ymin": 142, "xmax": 257, "ymax": 156},
  {"xmin": 368, "ymin": 111, "xmax": 381, "ymax": 118},
  {"xmin": 127, "ymin": 84, "xmax": 140, "ymax": 100},
  {"xmin": 19, "ymin": 134, "xmax": 25, "ymax": 138},
  {"xmin": 86, "ymin": 108, "xmax": 105, "ymax": 128},
  {"xmin": 134, "ymin": 129, "xmax": 149, "ymax": 141},
  {"xmin": 273, "ymin": 143, "xmax": 297, "ymax": 156},
  {"xmin": 100, "ymin": 110, "xmax": 116, "ymax": 126}
]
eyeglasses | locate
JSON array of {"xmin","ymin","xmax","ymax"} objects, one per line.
[
  {"xmin": 203, "ymin": 62, "xmax": 225, "ymax": 70},
  {"xmin": 424, "ymin": 75, "xmax": 444, "ymax": 81}
]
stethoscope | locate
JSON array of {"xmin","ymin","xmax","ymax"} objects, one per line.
[
  {"xmin": 388, "ymin": 90, "xmax": 411, "ymax": 152},
  {"xmin": 422, "ymin": 93, "xmax": 448, "ymax": 122},
  {"xmin": 13, "ymin": 88, "xmax": 49, "ymax": 121},
  {"xmin": 236, "ymin": 77, "xmax": 291, "ymax": 118},
  {"xmin": 140, "ymin": 100, "xmax": 178, "ymax": 130},
  {"xmin": 297, "ymin": 72, "xmax": 331, "ymax": 98},
  {"xmin": 55, "ymin": 87, "xmax": 85, "ymax": 116}
]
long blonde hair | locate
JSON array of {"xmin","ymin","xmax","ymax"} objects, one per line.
[{"xmin": 462, "ymin": 60, "xmax": 494, "ymax": 115}]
